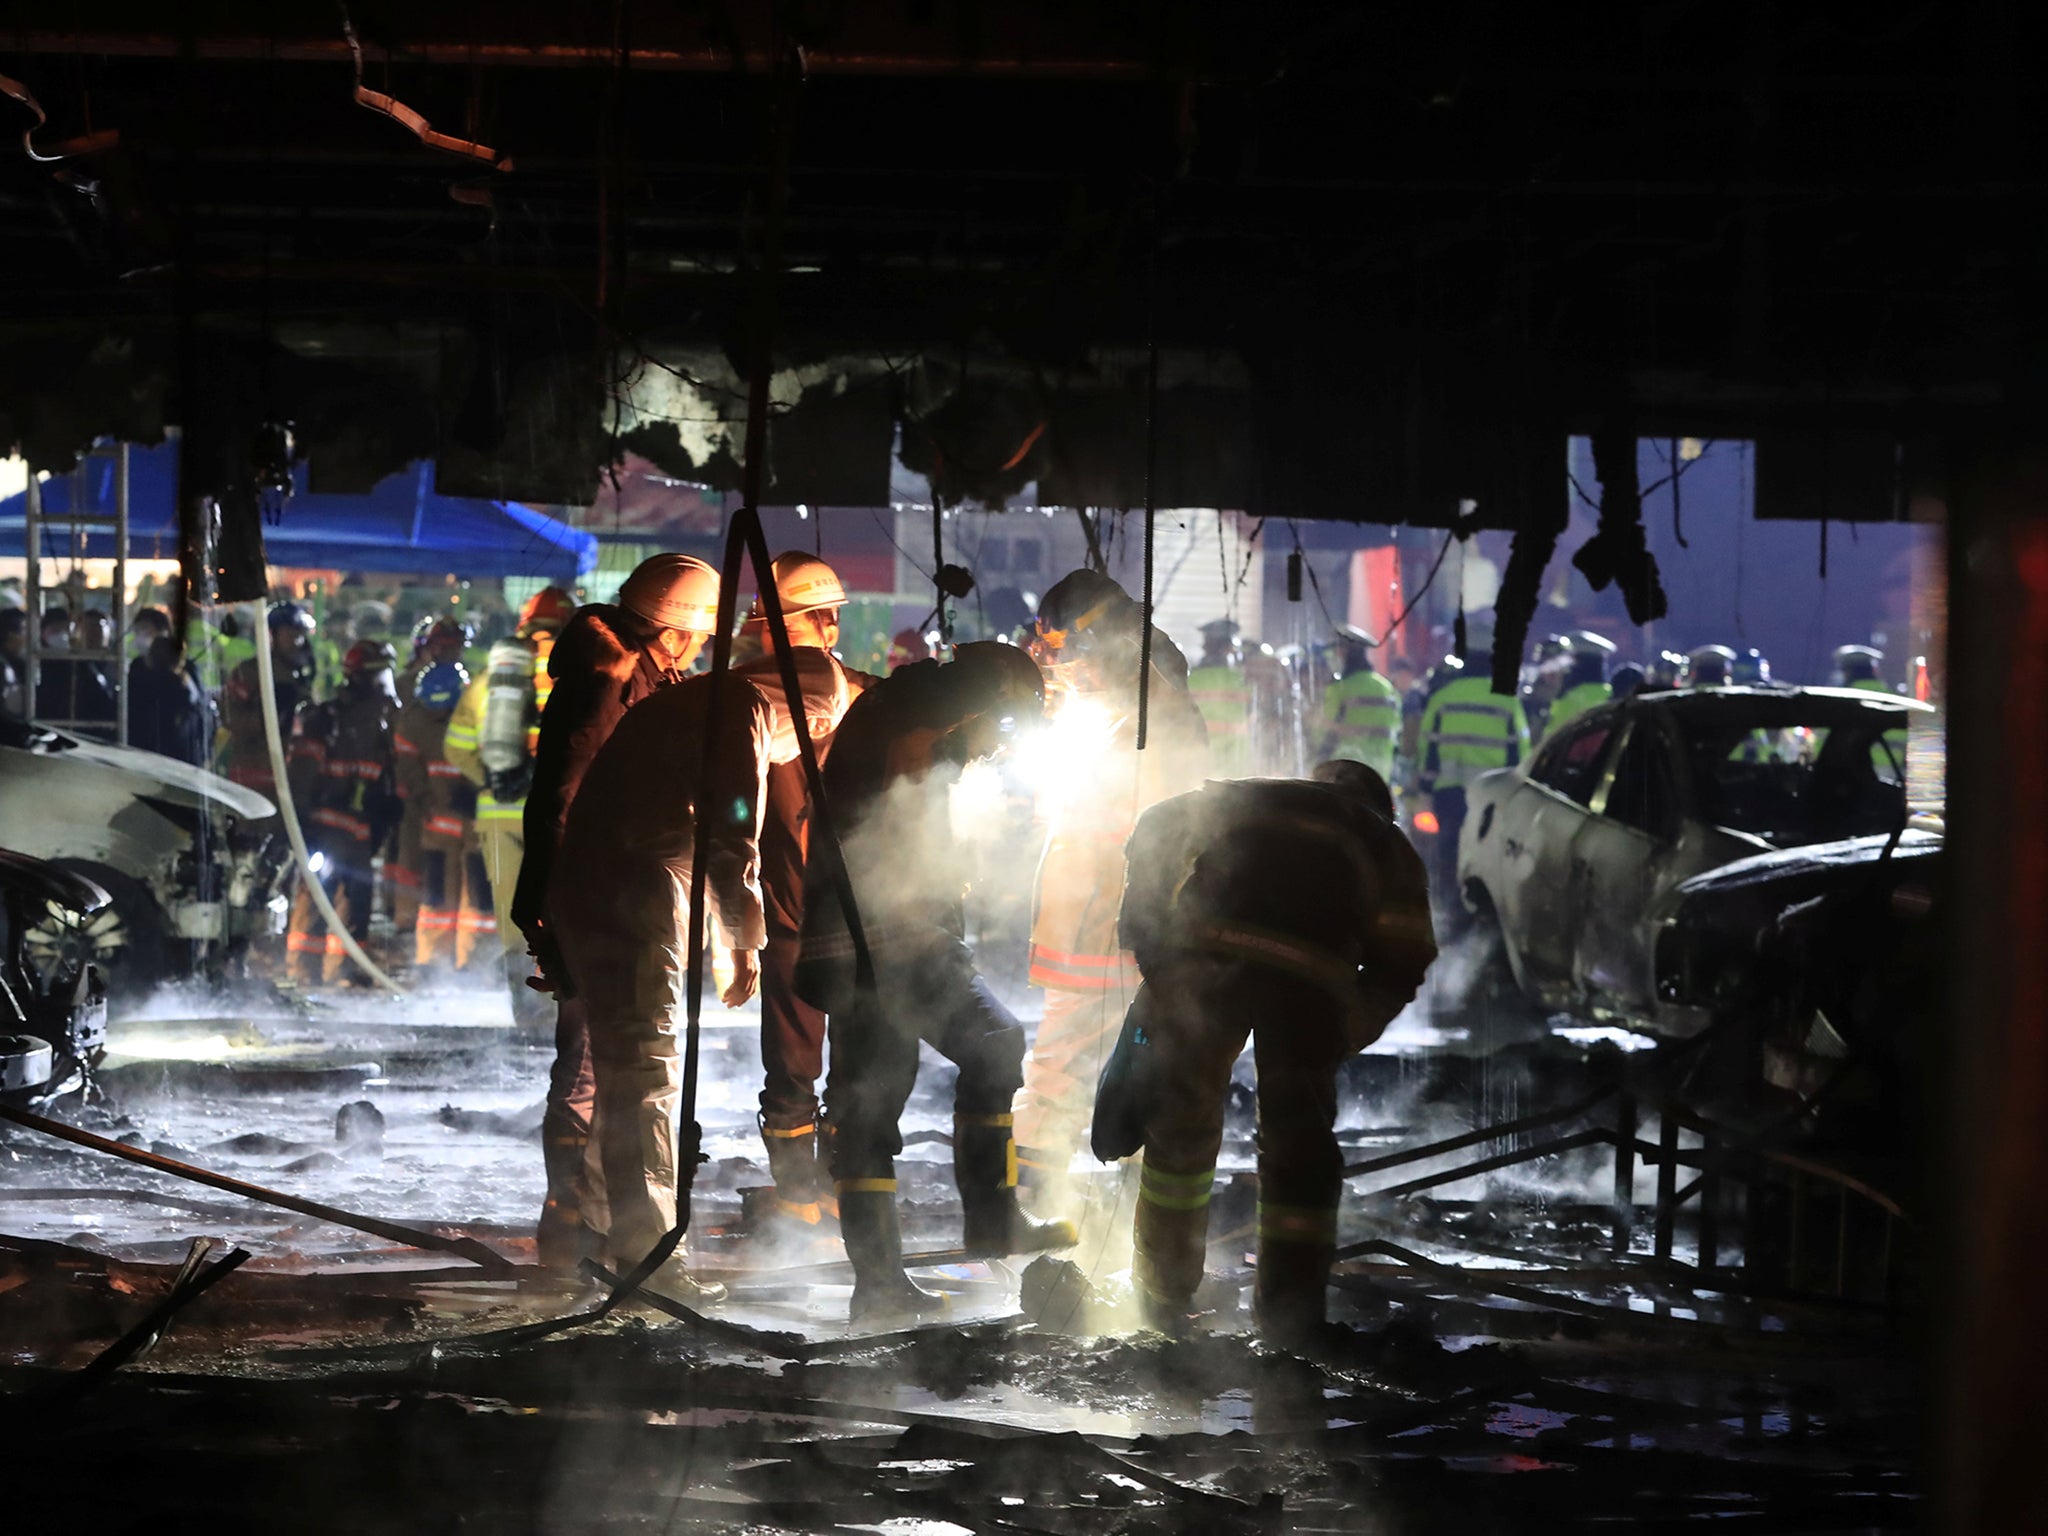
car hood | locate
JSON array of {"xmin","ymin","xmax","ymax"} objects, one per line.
[
  {"xmin": 16, "ymin": 731, "xmax": 275, "ymax": 821},
  {"xmin": 1669, "ymin": 827, "xmax": 1943, "ymax": 901}
]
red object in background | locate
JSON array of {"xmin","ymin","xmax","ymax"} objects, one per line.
[
  {"xmin": 1411, "ymin": 809, "xmax": 1441, "ymax": 836},
  {"xmin": 1349, "ymin": 545, "xmax": 1406, "ymax": 662},
  {"xmin": 886, "ymin": 628, "xmax": 931, "ymax": 671}
]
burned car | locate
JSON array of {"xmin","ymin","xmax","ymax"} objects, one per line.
[
  {"xmin": 0, "ymin": 716, "xmax": 286, "ymax": 997},
  {"xmin": 0, "ymin": 850, "xmax": 110, "ymax": 1108},
  {"xmin": 1456, "ymin": 686, "xmax": 1935, "ymax": 1035},
  {"xmin": 1652, "ymin": 827, "xmax": 1941, "ymax": 1127}
]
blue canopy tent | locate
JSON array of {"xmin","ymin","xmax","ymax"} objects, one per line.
[{"xmin": 0, "ymin": 442, "xmax": 597, "ymax": 583}]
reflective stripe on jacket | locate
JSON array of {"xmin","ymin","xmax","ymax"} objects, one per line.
[{"xmin": 1418, "ymin": 676, "xmax": 1529, "ymax": 789}]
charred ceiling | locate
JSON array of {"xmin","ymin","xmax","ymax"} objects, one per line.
[{"xmin": 1, "ymin": 2, "xmax": 2040, "ymax": 518}]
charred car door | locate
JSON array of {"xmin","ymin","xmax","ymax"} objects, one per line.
[
  {"xmin": 1568, "ymin": 714, "xmax": 1732, "ymax": 1020},
  {"xmin": 1493, "ymin": 714, "xmax": 1620, "ymax": 997}
]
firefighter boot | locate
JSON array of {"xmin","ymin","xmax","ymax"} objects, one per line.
[
  {"xmin": 760, "ymin": 1116, "xmax": 830, "ymax": 1225},
  {"xmin": 839, "ymin": 1184, "xmax": 944, "ymax": 1325},
  {"xmin": 955, "ymin": 1115, "xmax": 1080, "ymax": 1258},
  {"xmin": 1254, "ymin": 1238, "xmax": 1337, "ymax": 1352},
  {"xmin": 536, "ymin": 1123, "xmax": 601, "ymax": 1272},
  {"xmin": 641, "ymin": 1251, "xmax": 729, "ymax": 1308}
]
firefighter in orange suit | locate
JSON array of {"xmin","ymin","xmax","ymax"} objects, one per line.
[
  {"xmin": 1013, "ymin": 571, "xmax": 1207, "ymax": 1220},
  {"xmin": 547, "ymin": 647, "xmax": 854, "ymax": 1300},
  {"xmin": 1103, "ymin": 761, "xmax": 1436, "ymax": 1345},
  {"xmin": 283, "ymin": 640, "xmax": 401, "ymax": 985},
  {"xmin": 511, "ymin": 555, "xmax": 721, "ymax": 1271},
  {"xmin": 396, "ymin": 661, "xmax": 497, "ymax": 971}
]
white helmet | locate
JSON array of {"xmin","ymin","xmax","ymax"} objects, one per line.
[
  {"xmin": 618, "ymin": 554, "xmax": 719, "ymax": 634},
  {"xmin": 747, "ymin": 550, "xmax": 847, "ymax": 621}
]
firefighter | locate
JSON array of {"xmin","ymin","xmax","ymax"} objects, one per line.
[
  {"xmin": 797, "ymin": 642, "xmax": 1075, "ymax": 1320},
  {"xmin": 1186, "ymin": 618, "xmax": 1250, "ymax": 776},
  {"xmin": 1834, "ymin": 644, "xmax": 1907, "ymax": 777},
  {"xmin": 547, "ymin": 645, "xmax": 855, "ymax": 1297},
  {"xmin": 388, "ymin": 617, "xmax": 473, "ymax": 929},
  {"xmin": 1540, "ymin": 631, "xmax": 1617, "ymax": 739},
  {"xmin": 221, "ymin": 601, "xmax": 316, "ymax": 795},
  {"xmin": 444, "ymin": 586, "xmax": 577, "ymax": 1023},
  {"xmin": 741, "ymin": 553, "xmax": 878, "ymax": 1225},
  {"xmin": 512, "ymin": 554, "xmax": 720, "ymax": 1272},
  {"xmin": 1688, "ymin": 644, "xmax": 1737, "ymax": 688},
  {"xmin": 397, "ymin": 660, "xmax": 498, "ymax": 972},
  {"xmin": 1102, "ymin": 760, "xmax": 1436, "ymax": 1345},
  {"xmin": 1414, "ymin": 630, "xmax": 1529, "ymax": 910},
  {"xmin": 1013, "ymin": 572, "xmax": 1208, "ymax": 1222},
  {"xmin": 1321, "ymin": 625, "xmax": 1400, "ymax": 777},
  {"xmin": 283, "ymin": 640, "xmax": 400, "ymax": 986}
]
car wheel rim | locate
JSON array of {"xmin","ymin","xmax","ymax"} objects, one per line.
[{"xmin": 23, "ymin": 905, "xmax": 129, "ymax": 980}]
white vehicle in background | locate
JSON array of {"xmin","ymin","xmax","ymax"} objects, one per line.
[
  {"xmin": 0, "ymin": 717, "xmax": 286, "ymax": 998},
  {"xmin": 1454, "ymin": 685, "xmax": 1935, "ymax": 1035}
]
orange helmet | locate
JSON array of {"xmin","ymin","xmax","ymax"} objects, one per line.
[
  {"xmin": 518, "ymin": 585, "xmax": 577, "ymax": 636},
  {"xmin": 617, "ymin": 554, "xmax": 719, "ymax": 634},
  {"xmin": 747, "ymin": 551, "xmax": 847, "ymax": 622}
]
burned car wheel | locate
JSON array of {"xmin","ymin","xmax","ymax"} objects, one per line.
[{"xmin": 21, "ymin": 863, "xmax": 167, "ymax": 1003}]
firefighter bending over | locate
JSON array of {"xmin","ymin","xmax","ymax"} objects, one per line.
[
  {"xmin": 799, "ymin": 643, "xmax": 1075, "ymax": 1322},
  {"xmin": 546, "ymin": 647, "xmax": 853, "ymax": 1299},
  {"xmin": 1100, "ymin": 760, "xmax": 1436, "ymax": 1345}
]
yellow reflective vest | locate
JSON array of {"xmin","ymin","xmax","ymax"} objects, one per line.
[
  {"xmin": 1186, "ymin": 662, "xmax": 1250, "ymax": 775},
  {"xmin": 1418, "ymin": 675, "xmax": 1529, "ymax": 790},
  {"xmin": 1322, "ymin": 668, "xmax": 1400, "ymax": 776}
]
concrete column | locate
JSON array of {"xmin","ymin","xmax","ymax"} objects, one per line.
[{"xmin": 1939, "ymin": 437, "xmax": 2048, "ymax": 1534}]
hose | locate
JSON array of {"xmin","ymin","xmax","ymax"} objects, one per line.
[{"xmin": 250, "ymin": 601, "xmax": 403, "ymax": 993}]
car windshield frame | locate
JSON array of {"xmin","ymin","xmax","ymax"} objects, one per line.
[{"xmin": 1662, "ymin": 696, "xmax": 1911, "ymax": 848}]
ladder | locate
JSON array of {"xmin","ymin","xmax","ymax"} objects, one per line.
[{"xmin": 22, "ymin": 441, "xmax": 130, "ymax": 744}]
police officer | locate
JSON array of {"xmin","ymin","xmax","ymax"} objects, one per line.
[
  {"xmin": 284, "ymin": 640, "xmax": 400, "ymax": 985},
  {"xmin": 548, "ymin": 645, "xmax": 853, "ymax": 1298},
  {"xmin": 1835, "ymin": 644, "xmax": 1906, "ymax": 777},
  {"xmin": 1643, "ymin": 650, "xmax": 1688, "ymax": 691},
  {"xmin": 799, "ymin": 644, "xmax": 1075, "ymax": 1320},
  {"xmin": 1320, "ymin": 625, "xmax": 1400, "ymax": 777},
  {"xmin": 515, "ymin": 555, "xmax": 721, "ymax": 1272},
  {"xmin": 1186, "ymin": 618, "xmax": 1250, "ymax": 776},
  {"xmin": 1103, "ymin": 760, "xmax": 1436, "ymax": 1345},
  {"xmin": 1541, "ymin": 631, "xmax": 1617, "ymax": 739},
  {"xmin": 742, "ymin": 553, "xmax": 875, "ymax": 1225},
  {"xmin": 1014, "ymin": 572, "xmax": 1208, "ymax": 1222},
  {"xmin": 1732, "ymin": 647, "xmax": 1772, "ymax": 687},
  {"xmin": 1414, "ymin": 627, "xmax": 1529, "ymax": 906},
  {"xmin": 445, "ymin": 586, "xmax": 576, "ymax": 1022},
  {"xmin": 1688, "ymin": 644, "xmax": 1737, "ymax": 688}
]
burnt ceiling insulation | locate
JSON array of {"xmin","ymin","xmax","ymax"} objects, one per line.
[{"xmin": 1, "ymin": 3, "xmax": 2037, "ymax": 528}]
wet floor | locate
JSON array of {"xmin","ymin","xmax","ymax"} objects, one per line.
[{"xmin": 0, "ymin": 974, "xmax": 1918, "ymax": 1532}]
